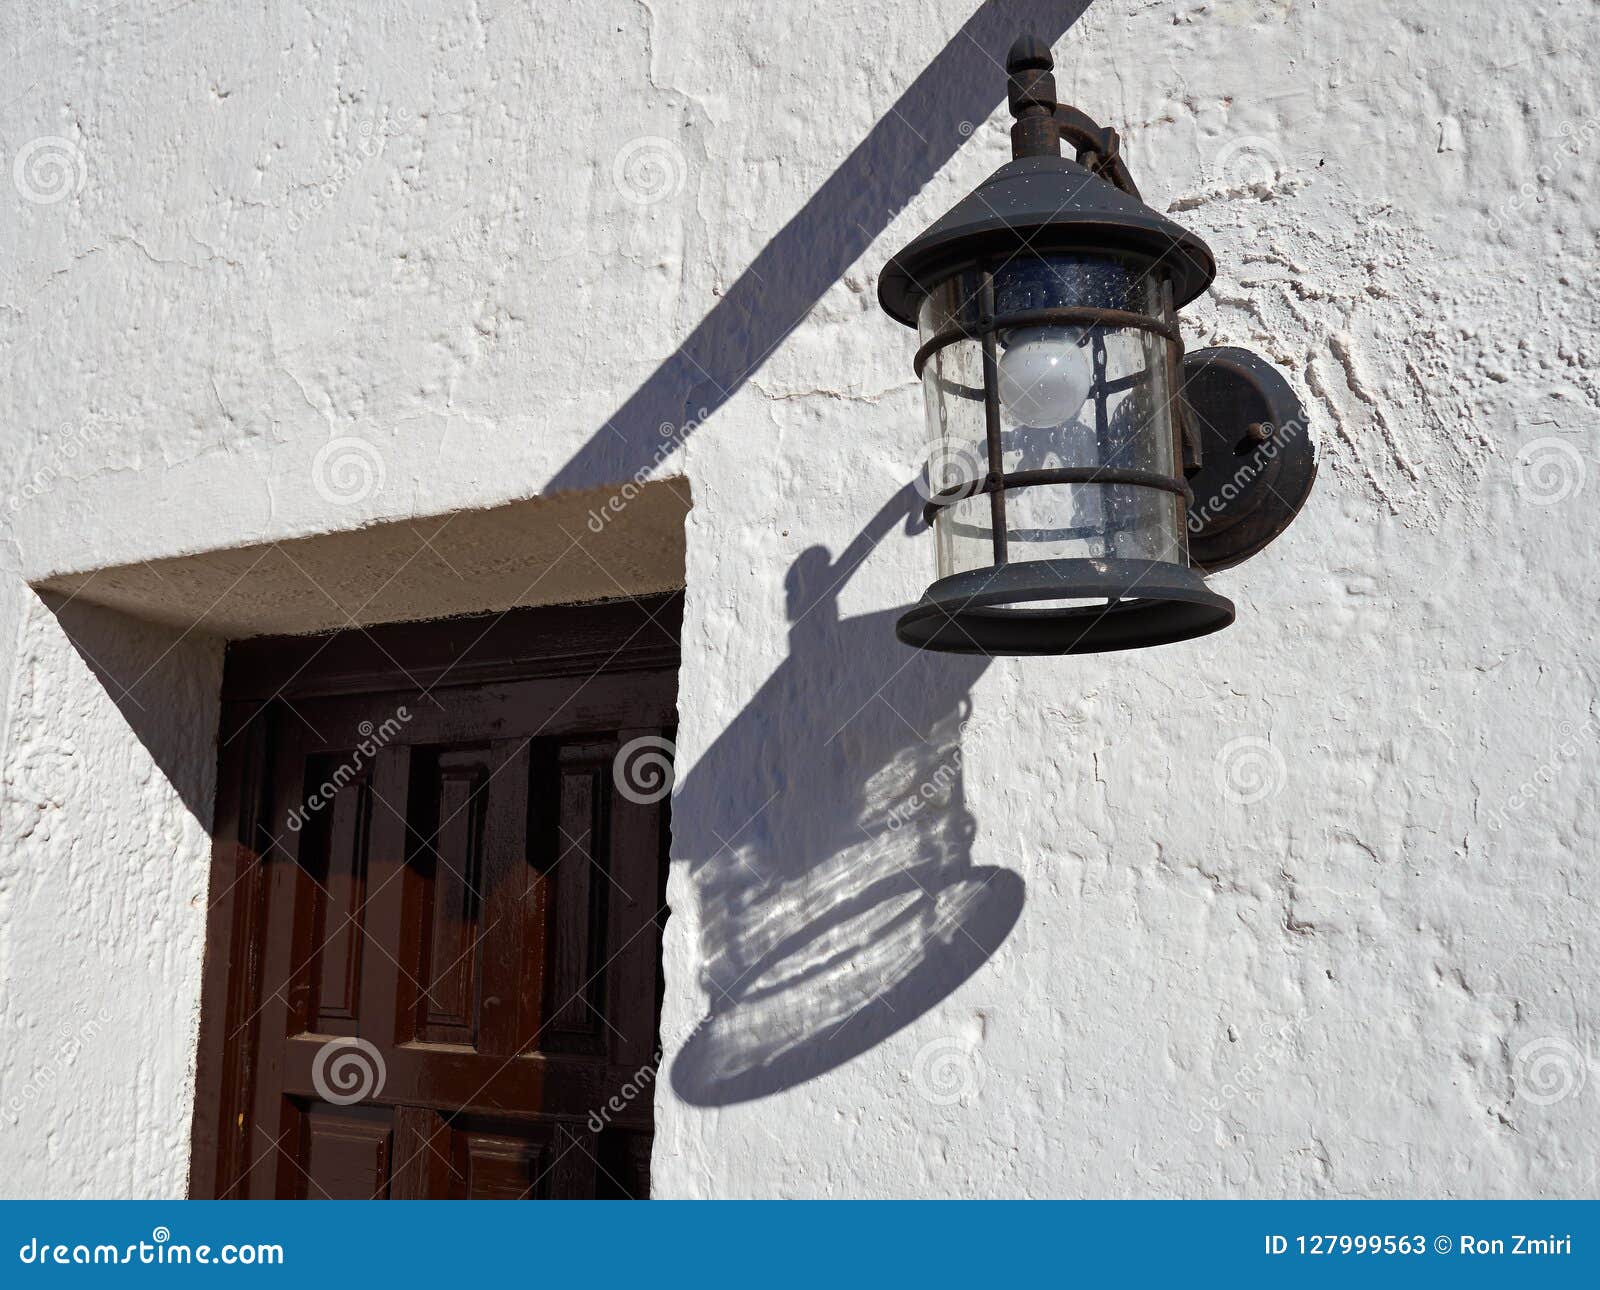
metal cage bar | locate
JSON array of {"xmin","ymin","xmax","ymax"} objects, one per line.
[
  {"xmin": 920, "ymin": 465, "xmax": 1194, "ymax": 528},
  {"xmin": 977, "ymin": 270, "xmax": 1009, "ymax": 565},
  {"xmin": 913, "ymin": 304, "xmax": 1182, "ymax": 378}
]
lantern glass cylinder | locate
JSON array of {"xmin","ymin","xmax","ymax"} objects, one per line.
[{"xmin": 918, "ymin": 253, "xmax": 1186, "ymax": 593}]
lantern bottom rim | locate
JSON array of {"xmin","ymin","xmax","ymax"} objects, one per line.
[{"xmin": 896, "ymin": 557, "xmax": 1234, "ymax": 656}]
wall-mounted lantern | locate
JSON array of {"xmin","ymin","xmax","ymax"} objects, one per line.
[{"xmin": 880, "ymin": 36, "xmax": 1315, "ymax": 655}]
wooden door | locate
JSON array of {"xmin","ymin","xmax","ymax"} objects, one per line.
[{"xmin": 190, "ymin": 595, "xmax": 679, "ymax": 1199}]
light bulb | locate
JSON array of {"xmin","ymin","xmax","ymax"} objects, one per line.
[{"xmin": 996, "ymin": 326, "xmax": 1093, "ymax": 426}]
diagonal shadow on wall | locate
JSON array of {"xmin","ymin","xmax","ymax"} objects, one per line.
[
  {"xmin": 544, "ymin": 0, "xmax": 1095, "ymax": 495},
  {"xmin": 540, "ymin": 0, "xmax": 1097, "ymax": 1103}
]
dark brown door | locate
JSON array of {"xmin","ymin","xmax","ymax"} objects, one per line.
[{"xmin": 190, "ymin": 595, "xmax": 679, "ymax": 1199}]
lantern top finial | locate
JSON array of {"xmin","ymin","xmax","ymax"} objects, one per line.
[
  {"xmin": 1006, "ymin": 34, "xmax": 1054, "ymax": 72},
  {"xmin": 1006, "ymin": 34, "xmax": 1061, "ymax": 159}
]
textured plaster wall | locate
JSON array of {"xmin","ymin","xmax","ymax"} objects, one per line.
[{"xmin": 1, "ymin": 0, "xmax": 1597, "ymax": 1197}]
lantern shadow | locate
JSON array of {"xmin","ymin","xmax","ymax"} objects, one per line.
[{"xmin": 669, "ymin": 484, "xmax": 1024, "ymax": 1105}]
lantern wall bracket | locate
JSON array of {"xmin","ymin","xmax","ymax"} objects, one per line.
[
  {"xmin": 1054, "ymin": 105, "xmax": 1141, "ymax": 199},
  {"xmin": 1182, "ymin": 346, "xmax": 1317, "ymax": 573}
]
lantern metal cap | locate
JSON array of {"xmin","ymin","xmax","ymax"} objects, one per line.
[{"xmin": 878, "ymin": 154, "xmax": 1216, "ymax": 327}]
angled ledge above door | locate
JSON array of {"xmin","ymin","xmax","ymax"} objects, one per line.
[{"xmin": 32, "ymin": 478, "xmax": 690, "ymax": 638}]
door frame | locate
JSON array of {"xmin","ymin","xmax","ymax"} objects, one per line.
[{"xmin": 188, "ymin": 593, "xmax": 682, "ymax": 1198}]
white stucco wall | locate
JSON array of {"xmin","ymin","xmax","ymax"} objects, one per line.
[{"xmin": 2, "ymin": 0, "xmax": 1597, "ymax": 1197}]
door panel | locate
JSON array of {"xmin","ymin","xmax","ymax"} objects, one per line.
[
  {"xmin": 300, "ymin": 1105, "xmax": 394, "ymax": 1201},
  {"xmin": 543, "ymin": 739, "xmax": 610, "ymax": 1051},
  {"xmin": 298, "ymin": 756, "xmax": 373, "ymax": 1034},
  {"xmin": 191, "ymin": 594, "xmax": 680, "ymax": 1200},
  {"xmin": 410, "ymin": 744, "xmax": 491, "ymax": 1047}
]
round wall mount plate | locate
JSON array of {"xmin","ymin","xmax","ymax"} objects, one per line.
[{"xmin": 1182, "ymin": 346, "xmax": 1317, "ymax": 573}]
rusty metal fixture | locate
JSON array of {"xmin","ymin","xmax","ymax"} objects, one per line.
[{"xmin": 880, "ymin": 34, "xmax": 1315, "ymax": 655}]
